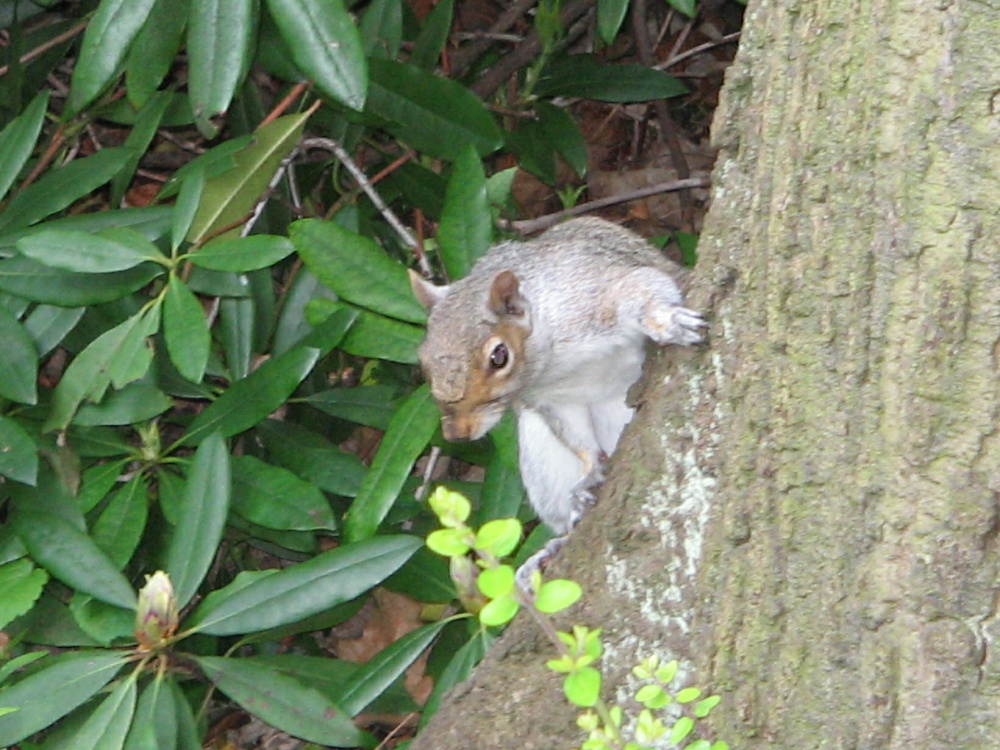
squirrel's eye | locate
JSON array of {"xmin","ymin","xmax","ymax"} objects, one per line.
[{"xmin": 489, "ymin": 342, "xmax": 509, "ymax": 369}]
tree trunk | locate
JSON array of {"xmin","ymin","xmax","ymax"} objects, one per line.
[{"xmin": 411, "ymin": 1, "xmax": 1000, "ymax": 748}]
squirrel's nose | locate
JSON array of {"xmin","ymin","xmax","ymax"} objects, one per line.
[{"xmin": 441, "ymin": 416, "xmax": 476, "ymax": 442}]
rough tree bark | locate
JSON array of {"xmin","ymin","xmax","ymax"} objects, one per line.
[{"xmin": 411, "ymin": 1, "xmax": 1000, "ymax": 748}]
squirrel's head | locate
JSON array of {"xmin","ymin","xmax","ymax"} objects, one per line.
[{"xmin": 409, "ymin": 268, "xmax": 532, "ymax": 441}]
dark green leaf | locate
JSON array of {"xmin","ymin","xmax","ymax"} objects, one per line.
[
  {"xmin": 194, "ymin": 655, "xmax": 363, "ymax": 745},
  {"xmin": 266, "ymin": 0, "xmax": 367, "ymax": 110},
  {"xmin": 0, "ymin": 559, "xmax": 48, "ymax": 630},
  {"xmin": 339, "ymin": 619, "xmax": 450, "ymax": 716},
  {"xmin": 180, "ymin": 345, "xmax": 321, "ymax": 445},
  {"xmin": 165, "ymin": 432, "xmax": 231, "ymax": 608},
  {"xmin": 536, "ymin": 55, "xmax": 687, "ymax": 102},
  {"xmin": 344, "ymin": 384, "xmax": 439, "ymax": 541},
  {"xmin": 70, "ymin": 672, "xmax": 137, "ymax": 750},
  {"xmin": 367, "ymin": 58, "xmax": 503, "ymax": 159},
  {"xmin": 420, "ymin": 628, "xmax": 493, "ymax": 727},
  {"xmin": 187, "ymin": 535, "xmax": 420, "ymax": 635},
  {"xmin": 361, "ymin": 0, "xmax": 401, "ymax": 59},
  {"xmin": 111, "ymin": 91, "xmax": 175, "ymax": 206},
  {"xmin": 16, "ymin": 227, "xmax": 166, "ymax": 273},
  {"xmin": 302, "ymin": 385, "xmax": 399, "ymax": 430},
  {"xmin": 291, "ymin": 218, "xmax": 426, "ymax": 324},
  {"xmin": 410, "ymin": 0, "xmax": 452, "ymax": 70},
  {"xmin": 231, "ymin": 455, "xmax": 337, "ymax": 532},
  {"xmin": 337, "ymin": 306, "xmax": 422, "ymax": 364},
  {"xmin": 68, "ymin": 0, "xmax": 158, "ymax": 112},
  {"xmin": 536, "ymin": 101, "xmax": 588, "ymax": 177},
  {"xmin": 74, "ymin": 382, "xmax": 173, "ymax": 426},
  {"xmin": 13, "ymin": 508, "xmax": 136, "ymax": 609},
  {"xmin": 91, "ymin": 474, "xmax": 149, "ymax": 568},
  {"xmin": 0, "ymin": 91, "xmax": 48, "ymax": 204},
  {"xmin": 254, "ymin": 419, "xmax": 366, "ymax": 497},
  {"xmin": 45, "ymin": 307, "xmax": 160, "ymax": 432},
  {"xmin": 438, "ymin": 144, "xmax": 491, "ymax": 280},
  {"xmin": 0, "ymin": 306, "xmax": 37, "ymax": 404},
  {"xmin": 188, "ymin": 234, "xmax": 295, "ymax": 271},
  {"xmin": 24, "ymin": 304, "xmax": 85, "ymax": 356},
  {"xmin": 187, "ymin": 0, "xmax": 258, "ymax": 127},
  {"xmin": 125, "ymin": 0, "xmax": 190, "ymax": 108},
  {"xmin": 597, "ymin": 0, "xmax": 630, "ymax": 44},
  {"xmin": 0, "ymin": 256, "xmax": 163, "ymax": 307},
  {"xmin": 0, "ymin": 651, "xmax": 127, "ymax": 745},
  {"xmin": 667, "ymin": 0, "xmax": 696, "ymax": 17},
  {"xmin": 69, "ymin": 594, "xmax": 135, "ymax": 646},
  {"xmin": 163, "ymin": 275, "xmax": 210, "ymax": 383},
  {"xmin": 0, "ymin": 417, "xmax": 38, "ymax": 485},
  {"xmin": 0, "ymin": 148, "xmax": 133, "ymax": 236}
]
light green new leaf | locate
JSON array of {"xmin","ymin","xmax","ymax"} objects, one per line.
[
  {"xmin": 188, "ymin": 234, "xmax": 295, "ymax": 271},
  {"xmin": 0, "ymin": 306, "xmax": 37, "ymax": 405},
  {"xmin": 165, "ymin": 432, "xmax": 231, "ymax": 608},
  {"xmin": 16, "ymin": 227, "xmax": 168, "ymax": 273},
  {"xmin": 344, "ymin": 384, "xmax": 439, "ymax": 542},
  {"xmin": 0, "ymin": 559, "xmax": 48, "ymax": 630},
  {"xmin": 267, "ymin": 0, "xmax": 367, "ymax": 110},
  {"xmin": 0, "ymin": 148, "xmax": 132, "ymax": 237},
  {"xmin": 14, "ymin": 510, "xmax": 137, "ymax": 609},
  {"xmin": 0, "ymin": 417, "xmax": 38, "ymax": 485},
  {"xmin": 69, "ymin": 0, "xmax": 159, "ymax": 112},
  {"xmin": 194, "ymin": 655, "xmax": 363, "ymax": 745},
  {"xmin": 72, "ymin": 675, "xmax": 137, "ymax": 750},
  {"xmin": 339, "ymin": 619, "xmax": 450, "ymax": 716},
  {"xmin": 186, "ymin": 535, "xmax": 420, "ymax": 635},
  {"xmin": 163, "ymin": 275, "xmax": 210, "ymax": 383},
  {"xmin": 291, "ymin": 218, "xmax": 426, "ymax": 324},
  {"xmin": 187, "ymin": 0, "xmax": 258, "ymax": 126},
  {"xmin": 231, "ymin": 455, "xmax": 337, "ymax": 532},
  {"xmin": 44, "ymin": 306, "xmax": 160, "ymax": 432},
  {"xmin": 0, "ymin": 651, "xmax": 127, "ymax": 745},
  {"xmin": 437, "ymin": 144, "xmax": 491, "ymax": 280},
  {"xmin": 367, "ymin": 58, "xmax": 503, "ymax": 160},
  {"xmin": 187, "ymin": 111, "xmax": 309, "ymax": 243},
  {"xmin": 180, "ymin": 345, "xmax": 321, "ymax": 445},
  {"xmin": 0, "ymin": 91, "xmax": 48, "ymax": 204}
]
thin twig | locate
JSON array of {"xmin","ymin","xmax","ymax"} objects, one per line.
[
  {"xmin": 450, "ymin": 0, "xmax": 539, "ymax": 78},
  {"xmin": 302, "ymin": 136, "xmax": 425, "ymax": 265},
  {"xmin": 259, "ymin": 81, "xmax": 310, "ymax": 128},
  {"xmin": 0, "ymin": 19, "xmax": 87, "ymax": 78},
  {"xmin": 658, "ymin": 32, "xmax": 742, "ymax": 69},
  {"xmin": 18, "ymin": 123, "xmax": 65, "ymax": 192},
  {"xmin": 502, "ymin": 177, "xmax": 710, "ymax": 235}
]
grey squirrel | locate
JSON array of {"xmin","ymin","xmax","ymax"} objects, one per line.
[{"xmin": 409, "ymin": 216, "xmax": 706, "ymax": 537}]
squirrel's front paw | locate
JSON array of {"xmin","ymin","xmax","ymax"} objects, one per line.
[{"xmin": 646, "ymin": 305, "xmax": 708, "ymax": 346}]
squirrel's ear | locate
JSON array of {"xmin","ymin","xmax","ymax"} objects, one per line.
[
  {"xmin": 409, "ymin": 269, "xmax": 449, "ymax": 310},
  {"xmin": 488, "ymin": 270, "xmax": 528, "ymax": 318}
]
